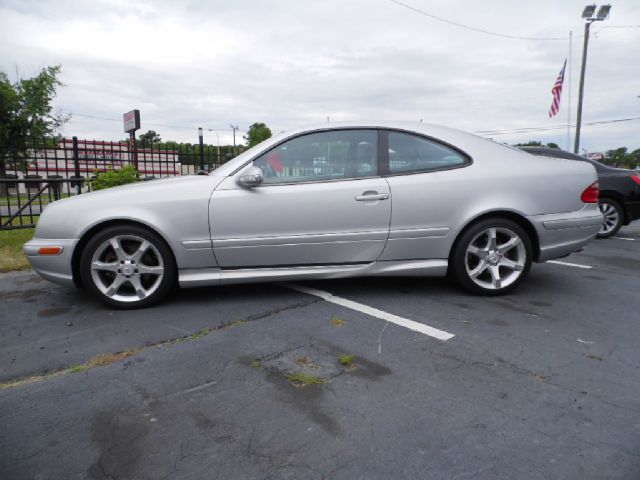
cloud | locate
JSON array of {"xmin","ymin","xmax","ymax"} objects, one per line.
[{"xmin": 0, "ymin": 0, "xmax": 638, "ymax": 151}]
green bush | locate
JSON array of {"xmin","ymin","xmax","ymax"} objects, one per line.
[{"xmin": 91, "ymin": 166, "xmax": 139, "ymax": 191}]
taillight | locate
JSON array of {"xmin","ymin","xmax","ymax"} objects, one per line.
[
  {"xmin": 581, "ymin": 181, "xmax": 599, "ymax": 203},
  {"xmin": 631, "ymin": 173, "xmax": 640, "ymax": 186}
]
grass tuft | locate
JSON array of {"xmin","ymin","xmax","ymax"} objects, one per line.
[
  {"xmin": 69, "ymin": 365, "xmax": 88, "ymax": 373},
  {"xmin": 338, "ymin": 354, "xmax": 356, "ymax": 367},
  {"xmin": 185, "ymin": 328, "xmax": 213, "ymax": 341},
  {"xmin": 285, "ymin": 371, "xmax": 327, "ymax": 387},
  {"xmin": 0, "ymin": 228, "xmax": 34, "ymax": 272},
  {"xmin": 86, "ymin": 349, "xmax": 139, "ymax": 368}
]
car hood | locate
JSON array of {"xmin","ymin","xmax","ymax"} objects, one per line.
[
  {"xmin": 55, "ymin": 175, "xmax": 215, "ymax": 205},
  {"xmin": 36, "ymin": 175, "xmax": 225, "ymax": 239}
]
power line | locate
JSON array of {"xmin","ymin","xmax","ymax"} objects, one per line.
[
  {"xmin": 388, "ymin": 0, "xmax": 639, "ymax": 41},
  {"xmin": 475, "ymin": 116, "xmax": 640, "ymax": 136},
  {"xmin": 71, "ymin": 112, "xmax": 240, "ymax": 133},
  {"xmin": 387, "ymin": 0, "xmax": 574, "ymax": 41}
]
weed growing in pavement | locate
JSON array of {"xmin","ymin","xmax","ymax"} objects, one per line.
[
  {"xmin": 338, "ymin": 354, "xmax": 356, "ymax": 367},
  {"xmin": 285, "ymin": 372, "xmax": 327, "ymax": 387},
  {"xmin": 185, "ymin": 327, "xmax": 213, "ymax": 341},
  {"xmin": 69, "ymin": 365, "xmax": 88, "ymax": 373},
  {"xmin": 330, "ymin": 315, "xmax": 346, "ymax": 326},
  {"xmin": 87, "ymin": 349, "xmax": 139, "ymax": 367},
  {"xmin": 251, "ymin": 359, "xmax": 262, "ymax": 368}
]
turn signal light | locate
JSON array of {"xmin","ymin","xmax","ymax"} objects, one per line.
[
  {"xmin": 38, "ymin": 247, "xmax": 62, "ymax": 255},
  {"xmin": 581, "ymin": 181, "xmax": 599, "ymax": 203}
]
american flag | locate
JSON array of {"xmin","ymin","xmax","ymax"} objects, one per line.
[{"xmin": 548, "ymin": 59, "xmax": 567, "ymax": 118}]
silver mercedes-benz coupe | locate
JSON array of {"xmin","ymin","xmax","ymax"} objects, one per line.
[{"xmin": 24, "ymin": 122, "xmax": 602, "ymax": 308}]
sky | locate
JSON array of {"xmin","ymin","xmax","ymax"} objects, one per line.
[{"xmin": 0, "ymin": 0, "xmax": 638, "ymax": 153}]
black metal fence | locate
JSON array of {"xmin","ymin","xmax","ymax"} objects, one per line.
[{"xmin": 0, "ymin": 137, "xmax": 233, "ymax": 230}]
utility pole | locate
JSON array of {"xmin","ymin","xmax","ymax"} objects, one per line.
[
  {"xmin": 574, "ymin": 4, "xmax": 611, "ymax": 154},
  {"xmin": 230, "ymin": 125, "xmax": 239, "ymax": 155},
  {"xmin": 567, "ymin": 30, "xmax": 572, "ymax": 151},
  {"xmin": 198, "ymin": 127, "xmax": 204, "ymax": 172}
]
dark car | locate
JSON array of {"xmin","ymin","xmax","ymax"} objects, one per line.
[{"xmin": 519, "ymin": 147, "xmax": 640, "ymax": 238}]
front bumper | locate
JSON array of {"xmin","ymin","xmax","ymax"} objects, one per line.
[
  {"xmin": 528, "ymin": 205, "xmax": 602, "ymax": 262},
  {"xmin": 23, "ymin": 238, "xmax": 78, "ymax": 288}
]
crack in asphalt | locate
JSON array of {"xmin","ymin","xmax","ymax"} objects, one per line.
[{"xmin": 0, "ymin": 298, "xmax": 321, "ymax": 390}]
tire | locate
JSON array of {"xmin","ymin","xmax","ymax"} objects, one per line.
[
  {"xmin": 597, "ymin": 198, "xmax": 623, "ymax": 239},
  {"xmin": 79, "ymin": 224, "xmax": 177, "ymax": 309},
  {"xmin": 451, "ymin": 218, "xmax": 533, "ymax": 296}
]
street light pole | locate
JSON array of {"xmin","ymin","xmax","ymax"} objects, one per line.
[
  {"xmin": 574, "ymin": 21, "xmax": 591, "ymax": 154},
  {"xmin": 209, "ymin": 129, "xmax": 221, "ymax": 164},
  {"xmin": 198, "ymin": 127, "xmax": 205, "ymax": 172},
  {"xmin": 573, "ymin": 4, "xmax": 611, "ymax": 154},
  {"xmin": 230, "ymin": 124, "xmax": 239, "ymax": 156}
]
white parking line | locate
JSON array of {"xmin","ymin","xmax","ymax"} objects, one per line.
[
  {"xmin": 283, "ymin": 283, "xmax": 455, "ymax": 341},
  {"xmin": 546, "ymin": 260, "xmax": 593, "ymax": 269},
  {"xmin": 612, "ymin": 236, "xmax": 635, "ymax": 241}
]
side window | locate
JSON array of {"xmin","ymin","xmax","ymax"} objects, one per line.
[
  {"xmin": 253, "ymin": 130, "xmax": 377, "ymax": 184},
  {"xmin": 388, "ymin": 131, "xmax": 468, "ymax": 174}
]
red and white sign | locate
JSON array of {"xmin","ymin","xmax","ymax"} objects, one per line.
[{"xmin": 123, "ymin": 109, "xmax": 140, "ymax": 133}]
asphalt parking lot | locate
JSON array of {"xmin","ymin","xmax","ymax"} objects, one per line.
[{"xmin": 1, "ymin": 225, "xmax": 639, "ymax": 480}]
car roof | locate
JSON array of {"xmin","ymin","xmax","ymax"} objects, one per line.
[{"xmin": 212, "ymin": 121, "xmax": 531, "ymax": 176}]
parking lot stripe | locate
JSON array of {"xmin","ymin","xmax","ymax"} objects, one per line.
[
  {"xmin": 283, "ymin": 283, "xmax": 455, "ymax": 341},
  {"xmin": 546, "ymin": 260, "xmax": 593, "ymax": 269},
  {"xmin": 612, "ymin": 236, "xmax": 635, "ymax": 241}
]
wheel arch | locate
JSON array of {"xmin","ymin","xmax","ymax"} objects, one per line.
[
  {"xmin": 448, "ymin": 210, "xmax": 541, "ymax": 266},
  {"xmin": 71, "ymin": 219, "xmax": 177, "ymax": 288}
]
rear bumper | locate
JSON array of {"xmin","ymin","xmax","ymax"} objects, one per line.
[
  {"xmin": 23, "ymin": 238, "xmax": 78, "ymax": 288},
  {"xmin": 624, "ymin": 200, "xmax": 640, "ymax": 224},
  {"xmin": 528, "ymin": 205, "xmax": 602, "ymax": 262}
]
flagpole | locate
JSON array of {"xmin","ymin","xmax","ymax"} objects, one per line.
[{"xmin": 567, "ymin": 30, "xmax": 572, "ymax": 151}]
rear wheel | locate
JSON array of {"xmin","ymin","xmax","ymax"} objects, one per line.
[
  {"xmin": 597, "ymin": 198, "xmax": 623, "ymax": 238},
  {"xmin": 452, "ymin": 218, "xmax": 532, "ymax": 295},
  {"xmin": 80, "ymin": 225, "xmax": 176, "ymax": 309}
]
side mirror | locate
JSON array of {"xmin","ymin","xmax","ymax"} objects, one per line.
[{"xmin": 236, "ymin": 166, "xmax": 263, "ymax": 188}]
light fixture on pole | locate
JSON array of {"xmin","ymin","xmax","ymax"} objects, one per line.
[{"xmin": 574, "ymin": 4, "xmax": 611, "ymax": 154}]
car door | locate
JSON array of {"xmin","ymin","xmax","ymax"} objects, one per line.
[
  {"xmin": 209, "ymin": 129, "xmax": 392, "ymax": 268},
  {"xmin": 379, "ymin": 129, "xmax": 473, "ymax": 261}
]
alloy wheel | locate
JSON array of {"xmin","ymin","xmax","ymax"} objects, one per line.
[
  {"xmin": 90, "ymin": 235, "xmax": 164, "ymax": 303},
  {"xmin": 464, "ymin": 227, "xmax": 526, "ymax": 290},
  {"xmin": 598, "ymin": 202, "xmax": 620, "ymax": 236}
]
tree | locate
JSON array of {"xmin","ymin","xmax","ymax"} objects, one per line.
[
  {"xmin": 0, "ymin": 65, "xmax": 68, "ymax": 191},
  {"xmin": 138, "ymin": 130, "xmax": 162, "ymax": 148},
  {"xmin": 513, "ymin": 141, "xmax": 560, "ymax": 149},
  {"xmin": 244, "ymin": 122, "xmax": 272, "ymax": 148},
  {"xmin": 513, "ymin": 141, "xmax": 543, "ymax": 147},
  {"xmin": 606, "ymin": 147, "xmax": 628, "ymax": 166},
  {"xmin": 626, "ymin": 148, "xmax": 640, "ymax": 169}
]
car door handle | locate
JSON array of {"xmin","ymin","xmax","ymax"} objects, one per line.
[{"xmin": 355, "ymin": 192, "xmax": 389, "ymax": 201}]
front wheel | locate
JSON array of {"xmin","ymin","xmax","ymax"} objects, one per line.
[
  {"xmin": 80, "ymin": 225, "xmax": 176, "ymax": 309},
  {"xmin": 597, "ymin": 199, "xmax": 623, "ymax": 238},
  {"xmin": 451, "ymin": 218, "xmax": 532, "ymax": 296}
]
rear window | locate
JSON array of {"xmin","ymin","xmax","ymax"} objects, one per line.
[{"xmin": 388, "ymin": 131, "xmax": 469, "ymax": 174}]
